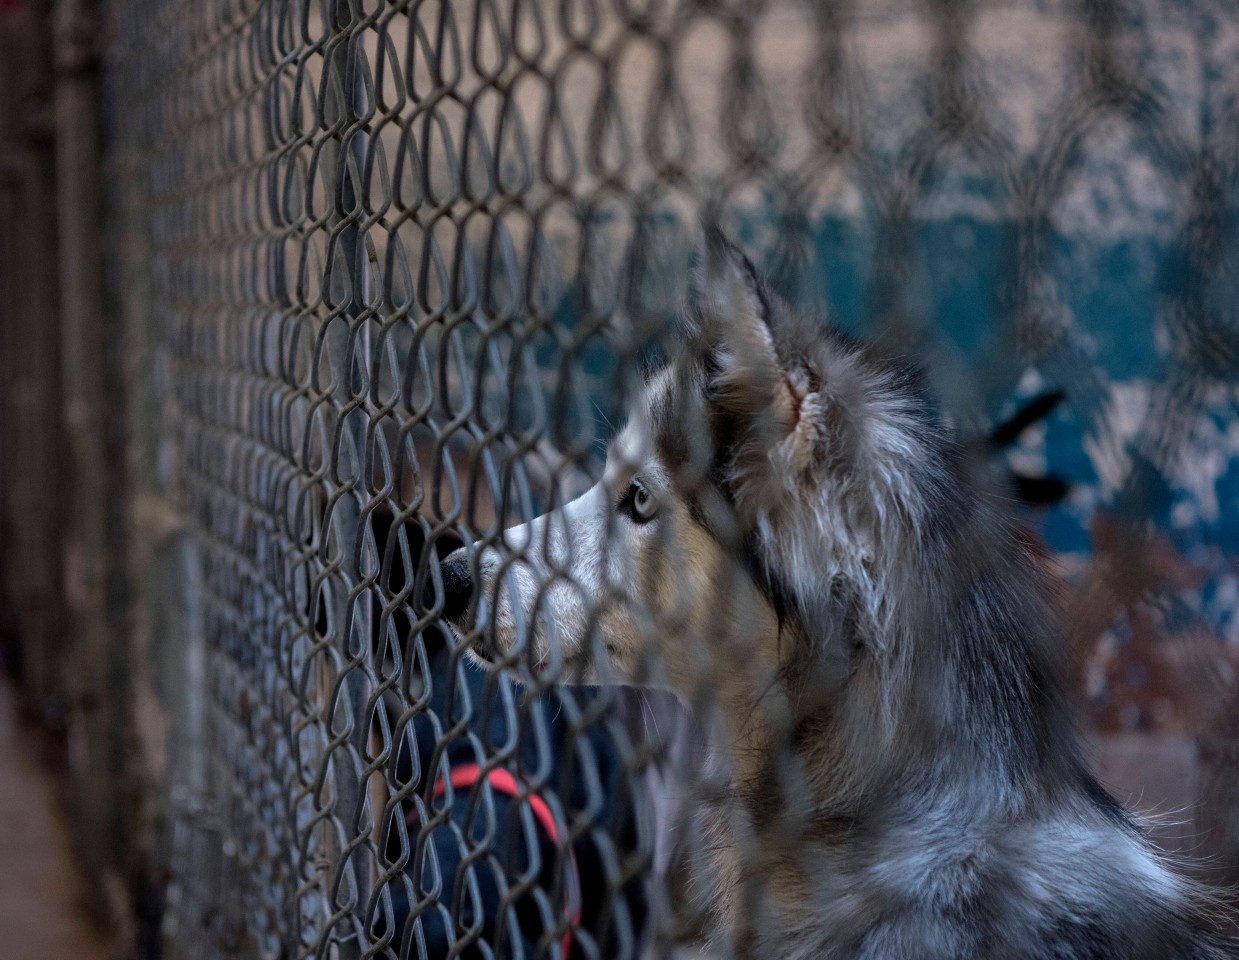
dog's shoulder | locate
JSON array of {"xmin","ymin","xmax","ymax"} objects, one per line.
[
  {"xmin": 784, "ymin": 792, "xmax": 1237, "ymax": 959},
  {"xmin": 989, "ymin": 801, "xmax": 1236, "ymax": 960}
]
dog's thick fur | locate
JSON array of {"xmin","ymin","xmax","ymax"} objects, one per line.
[{"xmin": 441, "ymin": 230, "xmax": 1235, "ymax": 958}]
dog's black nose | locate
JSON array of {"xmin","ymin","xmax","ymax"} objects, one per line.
[{"xmin": 439, "ymin": 552, "xmax": 473, "ymax": 622}]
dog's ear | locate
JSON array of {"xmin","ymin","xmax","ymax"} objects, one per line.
[
  {"xmin": 691, "ymin": 228, "xmax": 803, "ymax": 441},
  {"xmin": 692, "ymin": 227, "xmax": 777, "ymax": 372}
]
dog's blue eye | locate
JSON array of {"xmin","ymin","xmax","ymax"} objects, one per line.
[{"xmin": 624, "ymin": 479, "xmax": 658, "ymax": 523}]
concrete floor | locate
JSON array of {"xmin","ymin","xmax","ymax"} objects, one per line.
[{"xmin": 0, "ymin": 681, "xmax": 114, "ymax": 960}]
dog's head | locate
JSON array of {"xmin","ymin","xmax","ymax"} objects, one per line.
[{"xmin": 440, "ymin": 229, "xmax": 951, "ymax": 709}]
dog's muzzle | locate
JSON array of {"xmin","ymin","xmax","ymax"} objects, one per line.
[
  {"xmin": 439, "ymin": 552, "xmax": 472, "ymax": 623},
  {"xmin": 437, "ymin": 551, "xmax": 502, "ymax": 665}
]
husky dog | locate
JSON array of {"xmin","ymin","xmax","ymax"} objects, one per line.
[{"xmin": 439, "ymin": 230, "xmax": 1234, "ymax": 958}]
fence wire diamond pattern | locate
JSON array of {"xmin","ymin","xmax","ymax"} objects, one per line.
[{"xmin": 101, "ymin": 0, "xmax": 1239, "ymax": 957}]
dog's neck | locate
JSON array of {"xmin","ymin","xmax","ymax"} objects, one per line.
[{"xmin": 713, "ymin": 597, "xmax": 1085, "ymax": 837}]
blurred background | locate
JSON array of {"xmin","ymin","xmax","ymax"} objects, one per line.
[{"xmin": 2, "ymin": 0, "xmax": 1239, "ymax": 957}]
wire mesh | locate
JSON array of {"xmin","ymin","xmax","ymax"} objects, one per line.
[{"xmin": 96, "ymin": 0, "xmax": 1239, "ymax": 957}]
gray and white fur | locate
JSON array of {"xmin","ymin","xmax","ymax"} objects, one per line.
[{"xmin": 440, "ymin": 229, "xmax": 1235, "ymax": 959}]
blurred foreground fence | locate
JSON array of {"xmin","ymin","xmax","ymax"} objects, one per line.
[{"xmin": 3, "ymin": 0, "xmax": 1239, "ymax": 956}]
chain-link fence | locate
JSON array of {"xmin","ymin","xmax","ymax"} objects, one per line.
[{"xmin": 3, "ymin": 0, "xmax": 1239, "ymax": 956}]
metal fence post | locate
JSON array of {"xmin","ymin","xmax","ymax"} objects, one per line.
[
  {"xmin": 53, "ymin": 0, "xmax": 137, "ymax": 933},
  {"xmin": 0, "ymin": 0, "xmax": 66, "ymax": 725}
]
